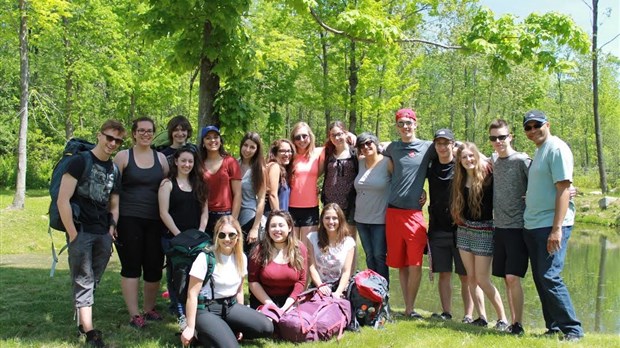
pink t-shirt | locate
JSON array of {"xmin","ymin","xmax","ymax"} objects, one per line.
[
  {"xmin": 289, "ymin": 153, "xmax": 320, "ymax": 207},
  {"xmin": 248, "ymin": 243, "xmax": 307, "ymax": 299},
  {"xmin": 203, "ymin": 156, "xmax": 241, "ymax": 212}
]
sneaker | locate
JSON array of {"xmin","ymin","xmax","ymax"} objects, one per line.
[
  {"xmin": 129, "ymin": 315, "xmax": 146, "ymax": 329},
  {"xmin": 144, "ymin": 309, "xmax": 163, "ymax": 321},
  {"xmin": 562, "ymin": 333, "xmax": 582, "ymax": 342},
  {"xmin": 471, "ymin": 317, "xmax": 488, "ymax": 327},
  {"xmin": 494, "ymin": 320, "xmax": 509, "ymax": 331},
  {"xmin": 542, "ymin": 328, "xmax": 561, "ymax": 337},
  {"xmin": 431, "ymin": 312, "xmax": 452, "ymax": 320},
  {"xmin": 85, "ymin": 329, "xmax": 106, "ymax": 348},
  {"xmin": 462, "ymin": 316, "xmax": 474, "ymax": 324},
  {"xmin": 408, "ymin": 311, "xmax": 423, "ymax": 319},
  {"xmin": 508, "ymin": 322, "xmax": 525, "ymax": 335}
]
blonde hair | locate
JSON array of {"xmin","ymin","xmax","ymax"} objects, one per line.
[
  {"xmin": 290, "ymin": 122, "xmax": 316, "ymax": 158},
  {"xmin": 450, "ymin": 142, "xmax": 488, "ymax": 223},
  {"xmin": 212, "ymin": 215, "xmax": 245, "ymax": 277}
]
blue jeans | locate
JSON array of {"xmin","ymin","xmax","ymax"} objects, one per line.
[
  {"xmin": 523, "ymin": 226, "xmax": 583, "ymax": 337},
  {"xmin": 357, "ymin": 222, "xmax": 389, "ymax": 283}
]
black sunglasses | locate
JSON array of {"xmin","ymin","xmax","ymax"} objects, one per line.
[
  {"xmin": 293, "ymin": 134, "xmax": 309, "ymax": 141},
  {"xmin": 102, "ymin": 133, "xmax": 124, "ymax": 145},
  {"xmin": 357, "ymin": 140, "xmax": 374, "ymax": 149},
  {"xmin": 489, "ymin": 134, "xmax": 509, "ymax": 142},
  {"xmin": 524, "ymin": 122, "xmax": 545, "ymax": 132},
  {"xmin": 218, "ymin": 232, "xmax": 238, "ymax": 240}
]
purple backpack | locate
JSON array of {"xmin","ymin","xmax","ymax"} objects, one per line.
[{"xmin": 278, "ymin": 289, "xmax": 352, "ymax": 342}]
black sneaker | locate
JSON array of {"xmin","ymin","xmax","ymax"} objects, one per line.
[
  {"xmin": 508, "ymin": 322, "xmax": 525, "ymax": 335},
  {"xmin": 85, "ymin": 329, "xmax": 106, "ymax": 348},
  {"xmin": 542, "ymin": 328, "xmax": 561, "ymax": 337},
  {"xmin": 436, "ymin": 312, "xmax": 452, "ymax": 320},
  {"xmin": 471, "ymin": 317, "xmax": 488, "ymax": 327},
  {"xmin": 408, "ymin": 311, "xmax": 423, "ymax": 319},
  {"xmin": 494, "ymin": 320, "xmax": 509, "ymax": 331},
  {"xmin": 562, "ymin": 333, "xmax": 583, "ymax": 342}
]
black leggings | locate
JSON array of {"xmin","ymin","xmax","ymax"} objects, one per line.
[{"xmin": 195, "ymin": 301, "xmax": 273, "ymax": 347}]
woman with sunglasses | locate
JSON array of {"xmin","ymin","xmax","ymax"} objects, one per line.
[
  {"xmin": 450, "ymin": 142, "xmax": 508, "ymax": 329},
  {"xmin": 181, "ymin": 216, "xmax": 274, "ymax": 347},
  {"xmin": 158, "ymin": 145, "xmax": 209, "ymax": 321},
  {"xmin": 353, "ymin": 132, "xmax": 392, "ymax": 282},
  {"xmin": 199, "ymin": 126, "xmax": 242, "ymax": 238},
  {"xmin": 237, "ymin": 132, "xmax": 267, "ymax": 252},
  {"xmin": 307, "ymin": 203, "xmax": 356, "ymax": 299},
  {"xmin": 248, "ymin": 210, "xmax": 307, "ymax": 311},
  {"xmin": 264, "ymin": 139, "xmax": 294, "ymax": 215},
  {"xmin": 113, "ymin": 116, "xmax": 170, "ymax": 328},
  {"xmin": 321, "ymin": 121, "xmax": 358, "ymax": 222},
  {"xmin": 289, "ymin": 122, "xmax": 323, "ymax": 243}
]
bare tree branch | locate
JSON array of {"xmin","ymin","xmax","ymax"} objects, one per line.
[
  {"xmin": 308, "ymin": 8, "xmax": 462, "ymax": 50},
  {"xmin": 581, "ymin": 0, "xmax": 593, "ymax": 11},
  {"xmin": 599, "ymin": 33, "xmax": 620, "ymax": 50}
]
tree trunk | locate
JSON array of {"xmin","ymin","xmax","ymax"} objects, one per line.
[
  {"xmin": 591, "ymin": 0, "xmax": 608, "ymax": 193},
  {"xmin": 197, "ymin": 21, "xmax": 220, "ymax": 134},
  {"xmin": 348, "ymin": 40, "xmax": 358, "ymax": 132},
  {"xmin": 63, "ymin": 16, "xmax": 74, "ymax": 140},
  {"xmin": 12, "ymin": 0, "xmax": 29, "ymax": 209},
  {"xmin": 320, "ymin": 32, "xmax": 331, "ymax": 133}
]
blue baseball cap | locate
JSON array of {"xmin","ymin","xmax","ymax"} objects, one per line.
[{"xmin": 201, "ymin": 126, "xmax": 220, "ymax": 138}]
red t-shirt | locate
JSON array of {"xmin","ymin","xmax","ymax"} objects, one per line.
[
  {"xmin": 248, "ymin": 243, "xmax": 308, "ymax": 299},
  {"xmin": 203, "ymin": 156, "xmax": 241, "ymax": 212}
]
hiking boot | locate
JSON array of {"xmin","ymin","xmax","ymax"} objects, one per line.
[
  {"xmin": 462, "ymin": 316, "xmax": 473, "ymax": 324},
  {"xmin": 508, "ymin": 322, "xmax": 525, "ymax": 335},
  {"xmin": 85, "ymin": 329, "xmax": 106, "ymax": 348},
  {"xmin": 408, "ymin": 311, "xmax": 423, "ymax": 319},
  {"xmin": 144, "ymin": 309, "xmax": 163, "ymax": 321},
  {"xmin": 471, "ymin": 317, "xmax": 488, "ymax": 327},
  {"xmin": 431, "ymin": 312, "xmax": 452, "ymax": 320},
  {"xmin": 129, "ymin": 315, "xmax": 146, "ymax": 329},
  {"xmin": 494, "ymin": 320, "xmax": 509, "ymax": 331}
]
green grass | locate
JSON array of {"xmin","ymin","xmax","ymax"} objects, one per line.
[{"xmin": 1, "ymin": 190, "xmax": 619, "ymax": 347}]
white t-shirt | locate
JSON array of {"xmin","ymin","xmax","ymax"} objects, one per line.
[
  {"xmin": 307, "ymin": 232, "xmax": 356, "ymax": 284},
  {"xmin": 189, "ymin": 252, "xmax": 247, "ymax": 299}
]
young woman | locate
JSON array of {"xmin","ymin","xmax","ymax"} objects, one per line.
[
  {"xmin": 353, "ymin": 132, "xmax": 392, "ymax": 282},
  {"xmin": 248, "ymin": 210, "xmax": 307, "ymax": 311},
  {"xmin": 237, "ymin": 132, "xmax": 266, "ymax": 252},
  {"xmin": 199, "ymin": 126, "xmax": 242, "ymax": 237},
  {"xmin": 159, "ymin": 115, "xmax": 193, "ymax": 166},
  {"xmin": 322, "ymin": 121, "xmax": 358, "ymax": 221},
  {"xmin": 114, "ymin": 117, "xmax": 170, "ymax": 328},
  {"xmin": 289, "ymin": 122, "xmax": 323, "ymax": 242},
  {"xmin": 181, "ymin": 216, "xmax": 273, "ymax": 348},
  {"xmin": 307, "ymin": 203, "xmax": 356, "ymax": 299},
  {"xmin": 450, "ymin": 142, "xmax": 508, "ymax": 329},
  {"xmin": 264, "ymin": 139, "xmax": 295, "ymax": 214},
  {"xmin": 158, "ymin": 145, "xmax": 209, "ymax": 319}
]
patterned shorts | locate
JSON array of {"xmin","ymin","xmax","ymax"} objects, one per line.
[{"xmin": 456, "ymin": 220, "xmax": 494, "ymax": 257}]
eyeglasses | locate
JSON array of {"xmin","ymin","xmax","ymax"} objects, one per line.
[
  {"xmin": 330, "ymin": 132, "xmax": 344, "ymax": 138},
  {"xmin": 293, "ymin": 134, "xmax": 309, "ymax": 141},
  {"xmin": 524, "ymin": 122, "xmax": 545, "ymax": 132},
  {"xmin": 218, "ymin": 232, "xmax": 238, "ymax": 240},
  {"xmin": 489, "ymin": 134, "xmax": 509, "ymax": 142},
  {"xmin": 358, "ymin": 141, "xmax": 374, "ymax": 149},
  {"xmin": 136, "ymin": 129, "xmax": 154, "ymax": 135},
  {"xmin": 102, "ymin": 133, "xmax": 124, "ymax": 145},
  {"xmin": 278, "ymin": 149, "xmax": 293, "ymax": 154},
  {"xmin": 397, "ymin": 120, "xmax": 414, "ymax": 128},
  {"xmin": 434, "ymin": 141, "xmax": 452, "ymax": 147}
]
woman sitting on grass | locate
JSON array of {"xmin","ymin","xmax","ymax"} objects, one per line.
[
  {"xmin": 181, "ymin": 216, "xmax": 273, "ymax": 348},
  {"xmin": 307, "ymin": 203, "xmax": 356, "ymax": 299}
]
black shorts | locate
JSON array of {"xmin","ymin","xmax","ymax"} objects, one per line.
[
  {"xmin": 117, "ymin": 216, "xmax": 165, "ymax": 282},
  {"xmin": 288, "ymin": 206, "xmax": 319, "ymax": 227},
  {"xmin": 429, "ymin": 237, "xmax": 466, "ymax": 276},
  {"xmin": 492, "ymin": 227, "xmax": 528, "ymax": 278}
]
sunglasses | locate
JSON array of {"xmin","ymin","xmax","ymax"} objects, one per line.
[
  {"xmin": 524, "ymin": 122, "xmax": 545, "ymax": 132},
  {"xmin": 102, "ymin": 133, "xmax": 124, "ymax": 145},
  {"xmin": 293, "ymin": 134, "xmax": 309, "ymax": 141},
  {"xmin": 218, "ymin": 232, "xmax": 238, "ymax": 240},
  {"xmin": 397, "ymin": 120, "xmax": 414, "ymax": 128},
  {"xmin": 489, "ymin": 134, "xmax": 509, "ymax": 142},
  {"xmin": 358, "ymin": 141, "xmax": 374, "ymax": 149}
]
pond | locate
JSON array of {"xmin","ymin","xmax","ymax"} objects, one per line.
[{"xmin": 381, "ymin": 224, "xmax": 620, "ymax": 334}]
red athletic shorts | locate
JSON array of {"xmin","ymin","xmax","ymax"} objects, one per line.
[{"xmin": 385, "ymin": 207, "xmax": 428, "ymax": 268}]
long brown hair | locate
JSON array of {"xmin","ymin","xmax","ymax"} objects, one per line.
[
  {"xmin": 268, "ymin": 139, "xmax": 295, "ymax": 186},
  {"xmin": 450, "ymin": 142, "xmax": 488, "ymax": 223},
  {"xmin": 251, "ymin": 210, "xmax": 304, "ymax": 271},
  {"xmin": 167, "ymin": 145, "xmax": 208, "ymax": 206},
  {"xmin": 239, "ymin": 132, "xmax": 266, "ymax": 194},
  {"xmin": 212, "ymin": 215, "xmax": 245, "ymax": 277},
  {"xmin": 317, "ymin": 203, "xmax": 349, "ymax": 253}
]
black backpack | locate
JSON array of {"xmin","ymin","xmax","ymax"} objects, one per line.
[
  {"xmin": 346, "ymin": 269, "xmax": 391, "ymax": 330},
  {"xmin": 166, "ymin": 229, "xmax": 217, "ymax": 306},
  {"xmin": 47, "ymin": 138, "xmax": 95, "ymax": 276}
]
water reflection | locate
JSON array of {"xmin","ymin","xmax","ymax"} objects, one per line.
[{"xmin": 380, "ymin": 225, "xmax": 619, "ymax": 334}]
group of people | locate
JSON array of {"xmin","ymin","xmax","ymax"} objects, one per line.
[{"xmin": 57, "ymin": 107, "xmax": 583, "ymax": 347}]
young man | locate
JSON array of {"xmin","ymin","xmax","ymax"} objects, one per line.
[
  {"xmin": 488, "ymin": 119, "xmax": 531, "ymax": 335},
  {"xmin": 426, "ymin": 129, "xmax": 475, "ymax": 322},
  {"xmin": 522, "ymin": 110, "xmax": 584, "ymax": 341},
  {"xmin": 57, "ymin": 120, "xmax": 125, "ymax": 347},
  {"xmin": 384, "ymin": 108, "xmax": 434, "ymax": 318}
]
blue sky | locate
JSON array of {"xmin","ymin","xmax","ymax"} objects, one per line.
[{"xmin": 479, "ymin": 0, "xmax": 620, "ymax": 56}]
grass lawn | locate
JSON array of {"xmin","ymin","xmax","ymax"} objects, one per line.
[{"xmin": 0, "ymin": 189, "xmax": 618, "ymax": 347}]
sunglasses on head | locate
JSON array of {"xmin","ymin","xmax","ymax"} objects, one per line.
[
  {"xmin": 524, "ymin": 122, "xmax": 545, "ymax": 131},
  {"xmin": 102, "ymin": 133, "xmax": 124, "ymax": 145},
  {"xmin": 218, "ymin": 232, "xmax": 238, "ymax": 240},
  {"xmin": 293, "ymin": 134, "xmax": 309, "ymax": 141},
  {"xmin": 489, "ymin": 134, "xmax": 509, "ymax": 142}
]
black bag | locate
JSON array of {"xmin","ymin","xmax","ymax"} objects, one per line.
[{"xmin": 346, "ymin": 269, "xmax": 391, "ymax": 330}]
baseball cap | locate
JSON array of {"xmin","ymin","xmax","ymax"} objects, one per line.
[
  {"xmin": 395, "ymin": 108, "xmax": 417, "ymax": 122},
  {"xmin": 523, "ymin": 110, "xmax": 548, "ymax": 126},
  {"xmin": 201, "ymin": 126, "xmax": 220, "ymax": 138},
  {"xmin": 434, "ymin": 128, "xmax": 454, "ymax": 141}
]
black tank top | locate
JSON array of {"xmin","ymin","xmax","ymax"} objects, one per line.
[
  {"xmin": 119, "ymin": 148, "xmax": 164, "ymax": 220},
  {"xmin": 169, "ymin": 178, "xmax": 202, "ymax": 232}
]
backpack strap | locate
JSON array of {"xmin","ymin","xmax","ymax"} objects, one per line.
[{"xmin": 203, "ymin": 250, "xmax": 216, "ymax": 299}]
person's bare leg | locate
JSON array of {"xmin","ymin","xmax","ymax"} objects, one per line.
[
  {"xmin": 438, "ymin": 272, "xmax": 452, "ymax": 314},
  {"xmin": 121, "ymin": 277, "xmax": 140, "ymax": 317},
  {"xmin": 459, "ymin": 274, "xmax": 473, "ymax": 319},
  {"xmin": 143, "ymin": 281, "xmax": 160, "ymax": 313},
  {"xmin": 474, "ymin": 255, "xmax": 507, "ymax": 322},
  {"xmin": 506, "ymin": 274, "xmax": 524, "ymax": 324},
  {"xmin": 459, "ymin": 250, "xmax": 486, "ymax": 320},
  {"xmin": 79, "ymin": 306, "xmax": 93, "ymax": 332},
  {"xmin": 399, "ymin": 267, "xmax": 411, "ymax": 314},
  {"xmin": 406, "ymin": 266, "xmax": 422, "ymax": 315}
]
